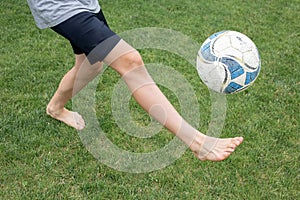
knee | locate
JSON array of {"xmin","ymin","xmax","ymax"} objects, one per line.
[
  {"xmin": 124, "ymin": 50, "xmax": 144, "ymax": 66},
  {"xmin": 121, "ymin": 51, "xmax": 144, "ymax": 71},
  {"xmin": 111, "ymin": 50, "xmax": 144, "ymax": 76}
]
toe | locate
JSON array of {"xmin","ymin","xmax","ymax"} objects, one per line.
[
  {"xmin": 233, "ymin": 137, "xmax": 243, "ymax": 146},
  {"xmin": 226, "ymin": 147, "xmax": 235, "ymax": 153},
  {"xmin": 228, "ymin": 143, "xmax": 236, "ymax": 149}
]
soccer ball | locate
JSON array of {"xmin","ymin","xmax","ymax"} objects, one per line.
[{"xmin": 197, "ymin": 30, "xmax": 261, "ymax": 94}]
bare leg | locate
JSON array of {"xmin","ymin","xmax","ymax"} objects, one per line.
[
  {"xmin": 46, "ymin": 54, "xmax": 103, "ymax": 130},
  {"xmin": 107, "ymin": 41, "xmax": 243, "ymax": 161}
]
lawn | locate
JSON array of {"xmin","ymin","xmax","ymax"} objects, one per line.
[{"xmin": 0, "ymin": 0, "xmax": 299, "ymax": 199}]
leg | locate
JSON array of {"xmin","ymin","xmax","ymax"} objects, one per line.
[
  {"xmin": 47, "ymin": 11, "xmax": 118, "ymax": 130},
  {"xmin": 46, "ymin": 54, "xmax": 103, "ymax": 130},
  {"xmin": 107, "ymin": 41, "xmax": 243, "ymax": 161}
]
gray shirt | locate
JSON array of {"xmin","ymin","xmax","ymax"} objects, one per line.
[{"xmin": 27, "ymin": 0, "xmax": 101, "ymax": 29}]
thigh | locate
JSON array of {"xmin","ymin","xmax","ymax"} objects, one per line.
[{"xmin": 51, "ymin": 11, "xmax": 121, "ymax": 64}]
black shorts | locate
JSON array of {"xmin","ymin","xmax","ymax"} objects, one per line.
[{"xmin": 51, "ymin": 10, "xmax": 121, "ymax": 64}]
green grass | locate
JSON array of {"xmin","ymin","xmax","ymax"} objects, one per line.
[{"xmin": 1, "ymin": 0, "xmax": 299, "ymax": 199}]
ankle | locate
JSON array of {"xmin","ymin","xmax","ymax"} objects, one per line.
[
  {"xmin": 46, "ymin": 104, "xmax": 64, "ymax": 116},
  {"xmin": 189, "ymin": 133, "xmax": 206, "ymax": 153}
]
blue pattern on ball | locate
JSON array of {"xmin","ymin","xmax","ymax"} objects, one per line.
[
  {"xmin": 200, "ymin": 41, "xmax": 217, "ymax": 62},
  {"xmin": 221, "ymin": 57, "xmax": 244, "ymax": 79},
  {"xmin": 224, "ymin": 82, "xmax": 243, "ymax": 94},
  {"xmin": 245, "ymin": 66, "xmax": 260, "ymax": 85},
  {"xmin": 200, "ymin": 31, "xmax": 226, "ymax": 62}
]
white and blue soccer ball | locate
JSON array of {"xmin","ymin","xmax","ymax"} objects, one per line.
[{"xmin": 197, "ymin": 30, "xmax": 261, "ymax": 94}]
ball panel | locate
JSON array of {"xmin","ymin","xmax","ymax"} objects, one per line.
[
  {"xmin": 197, "ymin": 56, "xmax": 226, "ymax": 93},
  {"xmin": 244, "ymin": 67, "xmax": 260, "ymax": 85},
  {"xmin": 213, "ymin": 35, "xmax": 232, "ymax": 53},
  {"xmin": 220, "ymin": 57, "xmax": 245, "ymax": 79},
  {"xmin": 200, "ymin": 41, "xmax": 217, "ymax": 62},
  {"xmin": 243, "ymin": 50, "xmax": 260, "ymax": 70},
  {"xmin": 224, "ymin": 82, "xmax": 243, "ymax": 94}
]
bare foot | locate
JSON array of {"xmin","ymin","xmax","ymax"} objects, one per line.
[
  {"xmin": 191, "ymin": 133, "xmax": 243, "ymax": 161},
  {"xmin": 46, "ymin": 107, "xmax": 85, "ymax": 130}
]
